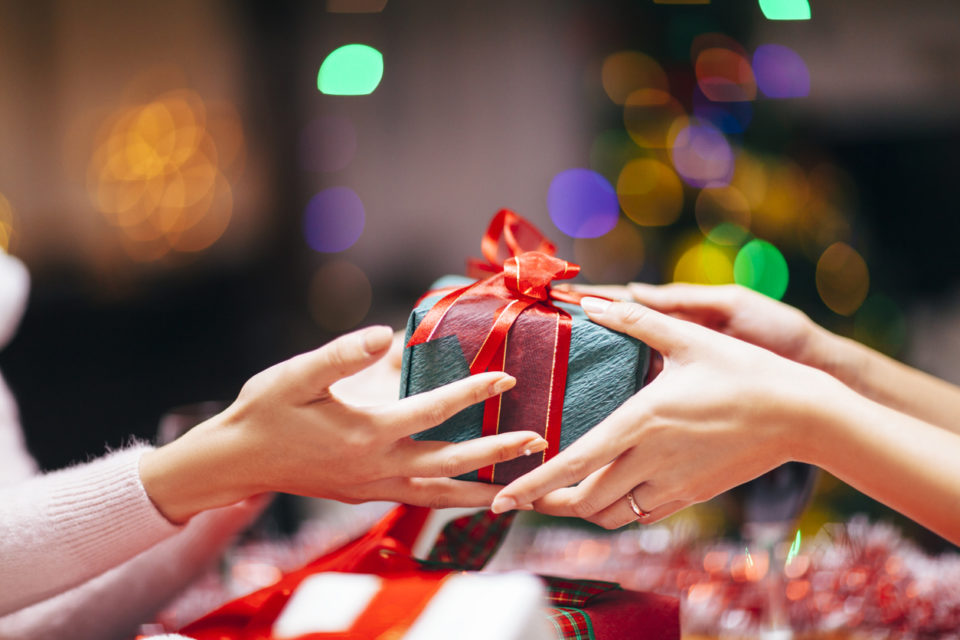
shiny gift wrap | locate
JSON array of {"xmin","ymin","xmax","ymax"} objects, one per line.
[{"xmin": 400, "ymin": 210, "xmax": 650, "ymax": 485}]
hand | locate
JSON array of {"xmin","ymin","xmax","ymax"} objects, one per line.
[
  {"xmin": 329, "ymin": 330, "xmax": 405, "ymax": 406},
  {"xmin": 141, "ymin": 326, "xmax": 547, "ymax": 523},
  {"xmin": 490, "ymin": 298, "xmax": 838, "ymax": 529},
  {"xmin": 626, "ymin": 282, "xmax": 825, "ymax": 369}
]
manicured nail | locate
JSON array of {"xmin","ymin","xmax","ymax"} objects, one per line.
[
  {"xmin": 520, "ymin": 436, "xmax": 548, "ymax": 456},
  {"xmin": 363, "ymin": 326, "xmax": 394, "ymax": 354},
  {"xmin": 491, "ymin": 495, "xmax": 516, "ymax": 514},
  {"xmin": 489, "ymin": 374, "xmax": 516, "ymax": 395},
  {"xmin": 581, "ymin": 296, "xmax": 611, "ymax": 315}
]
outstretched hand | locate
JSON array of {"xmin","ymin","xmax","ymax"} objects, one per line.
[
  {"xmin": 491, "ymin": 298, "xmax": 837, "ymax": 529},
  {"xmin": 142, "ymin": 326, "xmax": 547, "ymax": 523}
]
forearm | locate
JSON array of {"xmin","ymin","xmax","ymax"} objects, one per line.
[
  {"xmin": 796, "ymin": 382, "xmax": 960, "ymax": 546},
  {"xmin": 0, "ymin": 447, "xmax": 182, "ymax": 616},
  {"xmin": 808, "ymin": 327, "xmax": 960, "ymax": 434}
]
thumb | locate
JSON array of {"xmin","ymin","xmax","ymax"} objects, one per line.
[
  {"xmin": 580, "ymin": 297, "xmax": 690, "ymax": 356},
  {"xmin": 284, "ymin": 325, "xmax": 394, "ymax": 393}
]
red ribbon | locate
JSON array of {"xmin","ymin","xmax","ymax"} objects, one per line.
[{"xmin": 407, "ymin": 209, "xmax": 585, "ymax": 484}]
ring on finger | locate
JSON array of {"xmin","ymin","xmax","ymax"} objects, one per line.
[{"xmin": 626, "ymin": 489, "xmax": 650, "ymax": 519}]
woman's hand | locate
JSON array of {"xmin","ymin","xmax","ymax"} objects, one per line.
[
  {"xmin": 490, "ymin": 298, "xmax": 839, "ymax": 529},
  {"xmin": 141, "ymin": 326, "xmax": 547, "ymax": 523}
]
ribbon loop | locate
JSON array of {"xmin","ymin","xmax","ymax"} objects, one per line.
[{"xmin": 503, "ymin": 251, "xmax": 579, "ymax": 301}]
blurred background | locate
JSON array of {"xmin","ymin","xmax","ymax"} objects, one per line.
[{"xmin": 1, "ymin": 0, "xmax": 959, "ymax": 550}]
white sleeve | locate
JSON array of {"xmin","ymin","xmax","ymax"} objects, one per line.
[{"xmin": 0, "ymin": 496, "xmax": 267, "ymax": 640}]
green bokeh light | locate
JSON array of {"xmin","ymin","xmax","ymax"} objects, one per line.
[
  {"xmin": 734, "ymin": 238, "xmax": 789, "ymax": 300},
  {"xmin": 758, "ymin": 0, "xmax": 811, "ymax": 20},
  {"xmin": 317, "ymin": 44, "xmax": 384, "ymax": 95}
]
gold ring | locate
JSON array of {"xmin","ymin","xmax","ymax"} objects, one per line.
[{"xmin": 626, "ymin": 491, "xmax": 649, "ymax": 519}]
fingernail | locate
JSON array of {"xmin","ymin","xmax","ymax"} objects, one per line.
[
  {"xmin": 363, "ymin": 326, "xmax": 394, "ymax": 354},
  {"xmin": 520, "ymin": 436, "xmax": 547, "ymax": 456},
  {"xmin": 489, "ymin": 374, "xmax": 516, "ymax": 395},
  {"xmin": 581, "ymin": 296, "xmax": 611, "ymax": 315},
  {"xmin": 518, "ymin": 503, "xmax": 534, "ymax": 511},
  {"xmin": 491, "ymin": 495, "xmax": 516, "ymax": 514}
]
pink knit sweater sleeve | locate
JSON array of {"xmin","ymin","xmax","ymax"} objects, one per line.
[{"xmin": 0, "ymin": 445, "xmax": 185, "ymax": 616}]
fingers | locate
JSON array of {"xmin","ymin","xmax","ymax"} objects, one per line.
[
  {"xmin": 285, "ymin": 326, "xmax": 395, "ymax": 393},
  {"xmin": 580, "ymin": 497, "xmax": 688, "ymax": 529},
  {"xmin": 556, "ymin": 283, "xmax": 631, "ymax": 300},
  {"xmin": 628, "ymin": 282, "xmax": 735, "ymax": 315},
  {"xmin": 389, "ymin": 431, "xmax": 548, "ymax": 478},
  {"xmin": 490, "ymin": 402, "xmax": 642, "ymax": 513},
  {"xmin": 580, "ymin": 298, "xmax": 691, "ymax": 355},
  {"xmin": 376, "ymin": 372, "xmax": 516, "ymax": 439},
  {"xmin": 360, "ymin": 476, "xmax": 504, "ymax": 509}
]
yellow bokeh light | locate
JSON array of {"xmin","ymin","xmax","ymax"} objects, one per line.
[
  {"xmin": 617, "ymin": 158, "xmax": 684, "ymax": 227},
  {"xmin": 601, "ymin": 51, "xmax": 669, "ymax": 106},
  {"xmin": 0, "ymin": 193, "xmax": 14, "ymax": 252},
  {"xmin": 816, "ymin": 242, "xmax": 869, "ymax": 316},
  {"xmin": 623, "ymin": 89, "xmax": 686, "ymax": 149},
  {"xmin": 695, "ymin": 185, "xmax": 751, "ymax": 235},
  {"xmin": 730, "ymin": 149, "xmax": 769, "ymax": 211},
  {"xmin": 750, "ymin": 159, "xmax": 810, "ymax": 243},
  {"xmin": 573, "ymin": 216, "xmax": 645, "ymax": 283},
  {"xmin": 671, "ymin": 234, "xmax": 736, "ymax": 285},
  {"xmin": 309, "ymin": 260, "xmax": 373, "ymax": 332},
  {"xmin": 88, "ymin": 87, "xmax": 243, "ymax": 262}
]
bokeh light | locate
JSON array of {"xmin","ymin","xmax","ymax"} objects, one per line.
[
  {"xmin": 87, "ymin": 88, "xmax": 242, "ymax": 261},
  {"xmin": 692, "ymin": 85, "xmax": 753, "ymax": 134},
  {"xmin": 623, "ymin": 89, "xmax": 686, "ymax": 149},
  {"xmin": 695, "ymin": 185, "xmax": 751, "ymax": 236},
  {"xmin": 816, "ymin": 242, "xmax": 869, "ymax": 316},
  {"xmin": 730, "ymin": 149, "xmax": 769, "ymax": 211},
  {"xmin": 303, "ymin": 186, "xmax": 366, "ymax": 253},
  {"xmin": 668, "ymin": 117, "xmax": 735, "ymax": 188},
  {"xmin": 758, "ymin": 0, "xmax": 811, "ymax": 21},
  {"xmin": 573, "ymin": 217, "xmax": 645, "ymax": 284},
  {"xmin": 601, "ymin": 51, "xmax": 669, "ymax": 105},
  {"xmin": 750, "ymin": 159, "xmax": 810, "ymax": 243},
  {"xmin": 317, "ymin": 44, "xmax": 384, "ymax": 96},
  {"xmin": 0, "ymin": 193, "xmax": 14, "ymax": 252},
  {"xmin": 548, "ymin": 168, "xmax": 619, "ymax": 239},
  {"xmin": 799, "ymin": 163, "xmax": 856, "ymax": 259},
  {"xmin": 672, "ymin": 234, "xmax": 736, "ymax": 285},
  {"xmin": 753, "ymin": 44, "xmax": 810, "ymax": 98},
  {"xmin": 854, "ymin": 294, "xmax": 907, "ymax": 356},
  {"xmin": 734, "ymin": 238, "xmax": 789, "ymax": 299},
  {"xmin": 617, "ymin": 158, "xmax": 684, "ymax": 227},
  {"xmin": 695, "ymin": 47, "xmax": 756, "ymax": 102},
  {"xmin": 299, "ymin": 115, "xmax": 358, "ymax": 173},
  {"xmin": 325, "ymin": 0, "xmax": 388, "ymax": 13},
  {"xmin": 589, "ymin": 129, "xmax": 649, "ymax": 184},
  {"xmin": 309, "ymin": 260, "xmax": 373, "ymax": 332}
]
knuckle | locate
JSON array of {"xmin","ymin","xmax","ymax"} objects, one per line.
[
  {"xmin": 561, "ymin": 456, "xmax": 590, "ymax": 486},
  {"xmin": 425, "ymin": 398, "xmax": 453, "ymax": 426},
  {"xmin": 428, "ymin": 491, "xmax": 452, "ymax": 510},
  {"xmin": 570, "ymin": 496, "xmax": 599, "ymax": 520},
  {"xmin": 439, "ymin": 454, "xmax": 464, "ymax": 478},
  {"xmin": 618, "ymin": 302, "xmax": 649, "ymax": 328}
]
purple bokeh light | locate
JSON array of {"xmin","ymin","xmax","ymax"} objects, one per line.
[
  {"xmin": 669, "ymin": 120, "xmax": 735, "ymax": 188},
  {"xmin": 547, "ymin": 169, "xmax": 619, "ymax": 239},
  {"xmin": 752, "ymin": 44, "xmax": 810, "ymax": 98},
  {"xmin": 304, "ymin": 186, "xmax": 366, "ymax": 252}
]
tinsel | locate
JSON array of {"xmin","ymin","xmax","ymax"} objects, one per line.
[{"xmin": 151, "ymin": 511, "xmax": 960, "ymax": 638}]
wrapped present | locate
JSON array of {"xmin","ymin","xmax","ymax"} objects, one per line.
[
  {"xmin": 172, "ymin": 506, "xmax": 679, "ymax": 640},
  {"xmin": 401, "ymin": 209, "xmax": 650, "ymax": 484}
]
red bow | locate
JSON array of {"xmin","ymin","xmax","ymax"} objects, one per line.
[{"xmin": 407, "ymin": 209, "xmax": 585, "ymax": 484}]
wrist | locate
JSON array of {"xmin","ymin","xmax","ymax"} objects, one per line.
[{"xmin": 139, "ymin": 413, "xmax": 255, "ymax": 523}]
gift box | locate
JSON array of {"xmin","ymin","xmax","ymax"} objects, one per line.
[
  {"xmin": 401, "ymin": 209, "xmax": 650, "ymax": 484},
  {"xmin": 170, "ymin": 506, "xmax": 679, "ymax": 640}
]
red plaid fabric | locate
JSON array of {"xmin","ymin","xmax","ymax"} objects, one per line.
[{"xmin": 426, "ymin": 509, "xmax": 517, "ymax": 570}]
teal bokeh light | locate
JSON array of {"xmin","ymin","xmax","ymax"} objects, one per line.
[
  {"xmin": 317, "ymin": 44, "xmax": 384, "ymax": 95},
  {"xmin": 734, "ymin": 239, "xmax": 789, "ymax": 299},
  {"xmin": 758, "ymin": 0, "xmax": 811, "ymax": 21}
]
